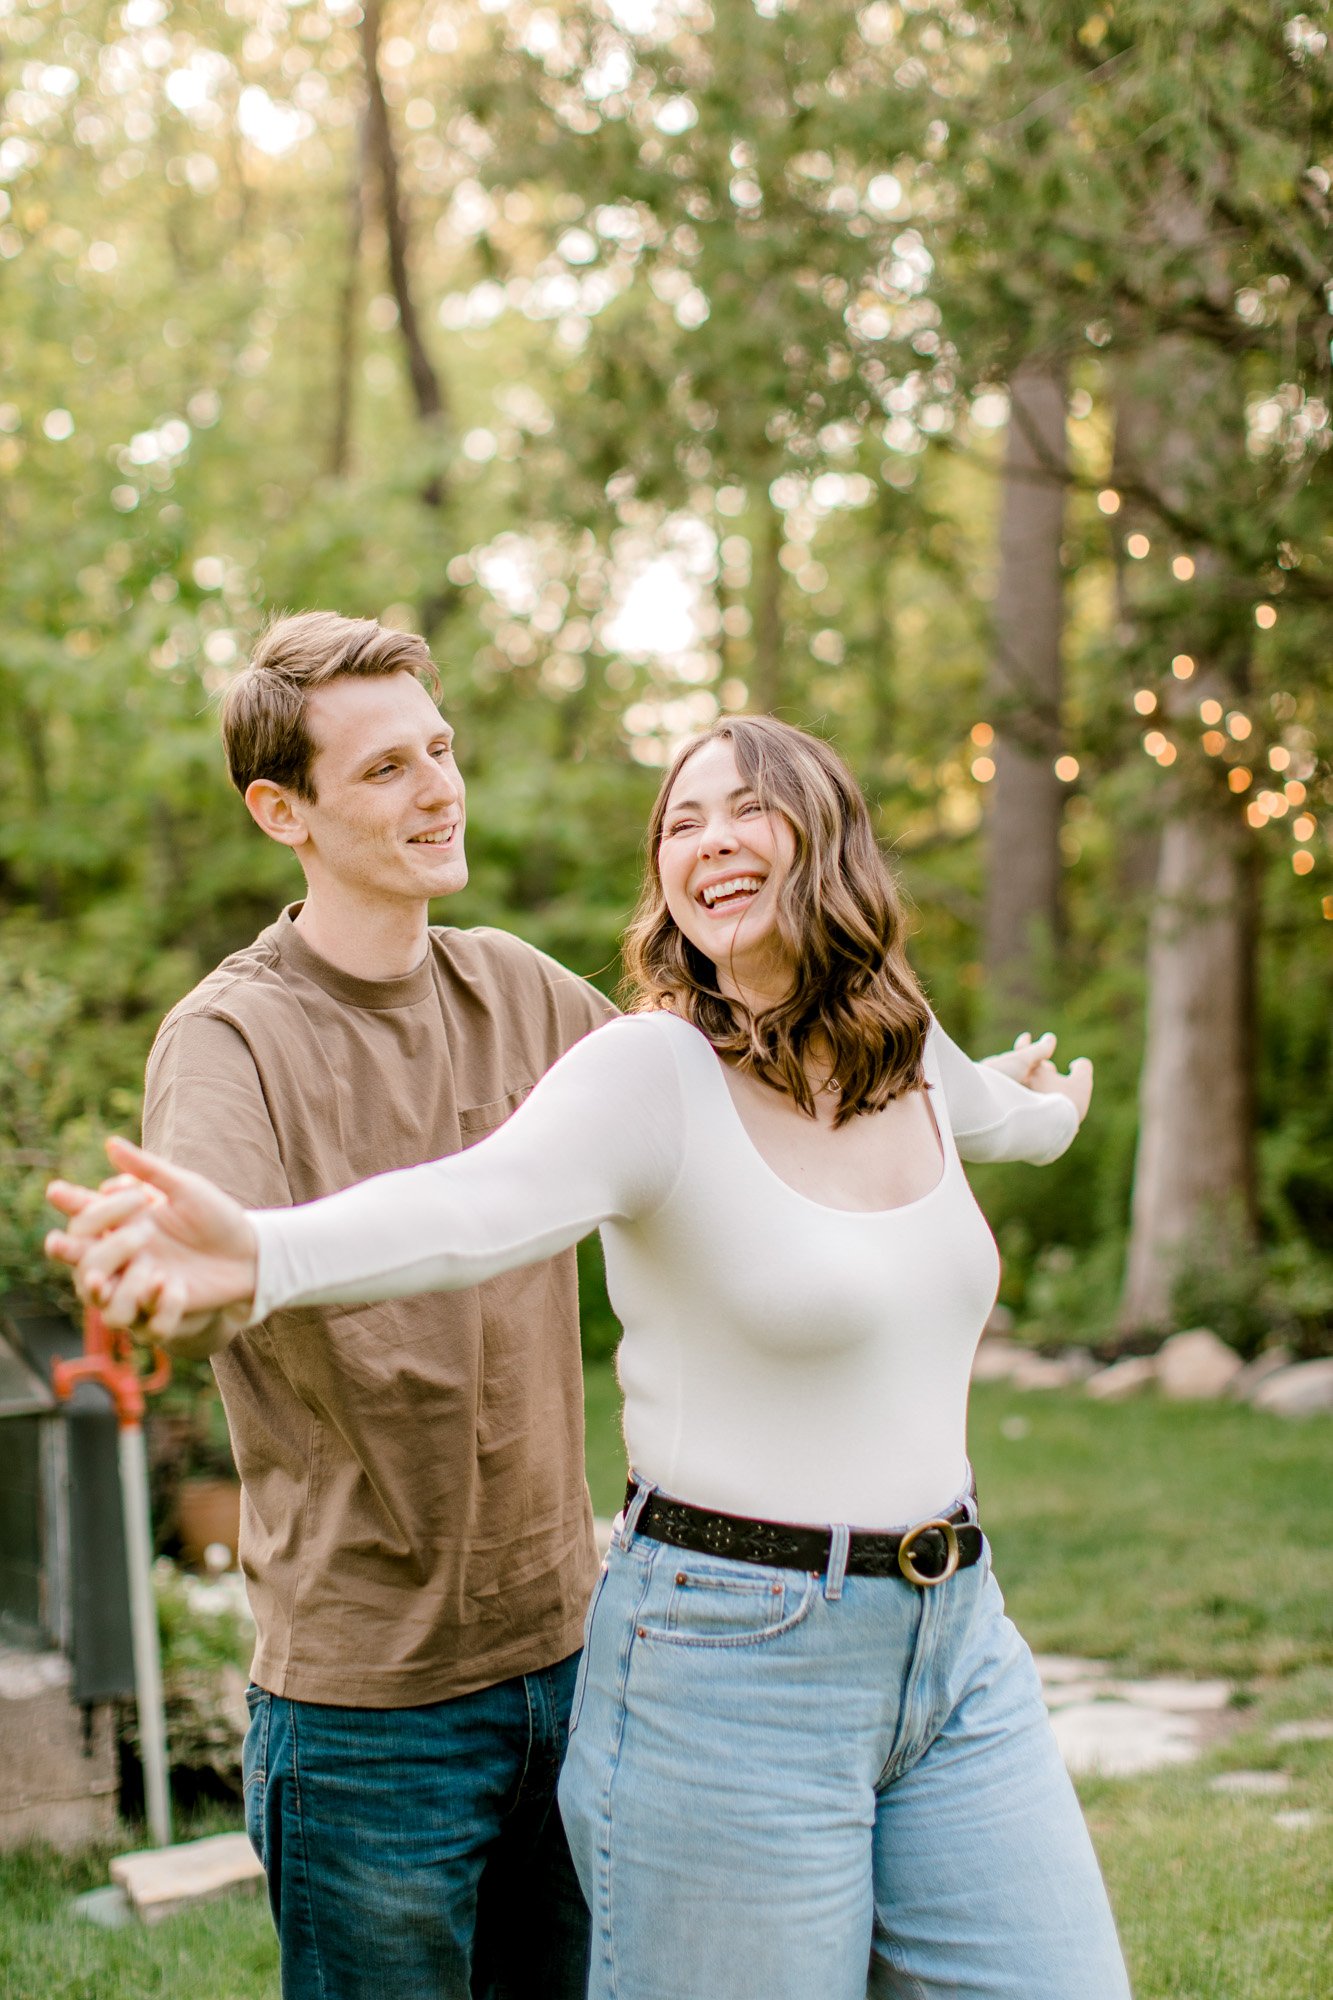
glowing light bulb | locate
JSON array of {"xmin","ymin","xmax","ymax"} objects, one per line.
[
  {"xmin": 1054, "ymin": 756, "xmax": 1080, "ymax": 782},
  {"xmin": 1269, "ymin": 745, "xmax": 1291, "ymax": 771},
  {"xmin": 1293, "ymin": 815, "xmax": 1316, "ymax": 842},
  {"xmin": 1254, "ymin": 604, "xmax": 1277, "ymax": 630},
  {"xmin": 1199, "ymin": 699, "xmax": 1223, "ymax": 725},
  {"xmin": 1172, "ymin": 654, "xmax": 1195, "ymax": 679},
  {"xmin": 971, "ymin": 756, "xmax": 995, "ymax": 783},
  {"xmin": 1171, "ymin": 556, "xmax": 1195, "ymax": 581},
  {"xmin": 1293, "ymin": 850, "xmax": 1314, "ymax": 876},
  {"xmin": 1097, "ymin": 489, "xmax": 1121, "ymax": 515},
  {"xmin": 1226, "ymin": 712, "xmax": 1252, "ymax": 740},
  {"xmin": 1228, "ymin": 767, "xmax": 1253, "ymax": 793},
  {"xmin": 1143, "ymin": 731, "xmax": 1167, "ymax": 757},
  {"xmin": 1126, "ymin": 533, "xmax": 1150, "ymax": 559},
  {"xmin": 1133, "ymin": 689, "xmax": 1157, "ymax": 715},
  {"xmin": 970, "ymin": 722, "xmax": 994, "ymax": 747}
]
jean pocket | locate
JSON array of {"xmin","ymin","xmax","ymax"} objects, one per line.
[
  {"xmin": 242, "ymin": 1686, "xmax": 270, "ymax": 1866},
  {"xmin": 642, "ymin": 1558, "xmax": 817, "ymax": 1649}
]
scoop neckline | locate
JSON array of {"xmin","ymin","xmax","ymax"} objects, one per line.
[{"xmin": 664, "ymin": 1013, "xmax": 953, "ymax": 1220}]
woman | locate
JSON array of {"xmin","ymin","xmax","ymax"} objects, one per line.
[{"xmin": 48, "ymin": 717, "xmax": 1130, "ymax": 2000}]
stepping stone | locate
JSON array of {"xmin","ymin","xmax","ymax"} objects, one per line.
[
  {"xmin": 1048, "ymin": 1699, "xmax": 1203, "ymax": 1777},
  {"xmin": 71, "ymin": 1884, "xmax": 133, "ymax": 1930},
  {"xmin": 1209, "ymin": 1770, "xmax": 1290, "ymax": 1796},
  {"xmin": 1107, "ymin": 1677, "xmax": 1231, "ymax": 1713},
  {"xmin": 972, "ymin": 1339, "xmax": 1024, "ymax": 1382},
  {"xmin": 1085, "ymin": 1355, "xmax": 1157, "ymax": 1401},
  {"xmin": 110, "ymin": 1831, "xmax": 264, "ymax": 1925},
  {"xmin": 1270, "ymin": 1719, "xmax": 1333, "ymax": 1744}
]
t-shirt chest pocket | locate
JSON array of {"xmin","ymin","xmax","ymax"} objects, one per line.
[{"xmin": 458, "ymin": 1083, "xmax": 535, "ymax": 1149}]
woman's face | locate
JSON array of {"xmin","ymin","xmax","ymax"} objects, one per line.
[{"xmin": 657, "ymin": 737, "xmax": 798, "ymax": 1003}]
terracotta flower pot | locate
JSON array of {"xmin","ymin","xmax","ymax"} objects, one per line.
[{"xmin": 175, "ymin": 1477, "xmax": 242, "ymax": 1568}]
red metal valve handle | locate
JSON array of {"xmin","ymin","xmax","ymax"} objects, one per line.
[{"xmin": 51, "ymin": 1305, "xmax": 172, "ymax": 1429}]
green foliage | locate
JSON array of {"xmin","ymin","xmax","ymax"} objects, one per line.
[{"xmin": 1171, "ymin": 1235, "xmax": 1333, "ymax": 1361}]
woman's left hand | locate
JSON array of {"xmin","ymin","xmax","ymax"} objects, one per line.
[{"xmin": 982, "ymin": 1032, "xmax": 1094, "ymax": 1124}]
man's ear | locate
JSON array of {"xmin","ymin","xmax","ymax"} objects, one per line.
[{"xmin": 245, "ymin": 779, "xmax": 310, "ymax": 849}]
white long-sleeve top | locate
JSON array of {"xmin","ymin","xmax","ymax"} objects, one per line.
[{"xmin": 251, "ymin": 1012, "xmax": 1078, "ymax": 1529}]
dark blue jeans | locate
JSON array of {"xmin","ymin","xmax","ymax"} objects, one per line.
[{"xmin": 243, "ymin": 1654, "xmax": 590, "ymax": 2000}]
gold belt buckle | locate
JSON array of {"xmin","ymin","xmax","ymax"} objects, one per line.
[{"xmin": 897, "ymin": 1518, "xmax": 960, "ymax": 1587}]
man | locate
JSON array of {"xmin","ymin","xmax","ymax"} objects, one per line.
[{"xmin": 124, "ymin": 611, "xmax": 614, "ymax": 1998}]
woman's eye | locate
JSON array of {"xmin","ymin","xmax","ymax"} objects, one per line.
[{"xmin": 738, "ymin": 799, "xmax": 761, "ymax": 817}]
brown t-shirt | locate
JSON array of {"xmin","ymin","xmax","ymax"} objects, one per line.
[{"xmin": 143, "ymin": 907, "xmax": 617, "ymax": 1706}]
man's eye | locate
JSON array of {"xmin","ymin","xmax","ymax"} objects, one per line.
[
  {"xmin": 432, "ymin": 742, "xmax": 455, "ymax": 759},
  {"xmin": 369, "ymin": 765, "xmax": 395, "ymax": 779}
]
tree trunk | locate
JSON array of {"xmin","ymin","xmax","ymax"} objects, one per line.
[
  {"xmin": 751, "ymin": 507, "xmax": 784, "ymax": 714},
  {"xmin": 1120, "ymin": 804, "xmax": 1257, "ymax": 1326},
  {"xmin": 983, "ymin": 359, "xmax": 1067, "ymax": 1032},
  {"xmin": 327, "ymin": 114, "xmax": 369, "ymax": 480},
  {"xmin": 1116, "ymin": 324, "xmax": 1259, "ymax": 1330},
  {"xmin": 359, "ymin": 0, "xmax": 447, "ymax": 501}
]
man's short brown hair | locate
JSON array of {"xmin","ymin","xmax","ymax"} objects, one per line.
[{"xmin": 221, "ymin": 611, "xmax": 442, "ymax": 800}]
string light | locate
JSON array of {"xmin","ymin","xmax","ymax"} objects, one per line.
[
  {"xmin": 970, "ymin": 722, "xmax": 994, "ymax": 747},
  {"xmin": 1126, "ymin": 533, "xmax": 1150, "ymax": 559},
  {"xmin": 1269, "ymin": 745, "xmax": 1291, "ymax": 771},
  {"xmin": 1054, "ymin": 755, "xmax": 1080, "ymax": 782},
  {"xmin": 1293, "ymin": 851, "xmax": 1315, "ymax": 876},
  {"xmin": 1172, "ymin": 654, "xmax": 1195, "ymax": 679},
  {"xmin": 1199, "ymin": 699, "xmax": 1223, "ymax": 724},
  {"xmin": 1257, "ymin": 790, "xmax": 1288, "ymax": 818},
  {"xmin": 971, "ymin": 756, "xmax": 995, "ymax": 782},
  {"xmin": 1246, "ymin": 801, "xmax": 1266, "ymax": 827},
  {"xmin": 1254, "ymin": 604, "xmax": 1277, "ymax": 629},
  {"xmin": 1228, "ymin": 767, "xmax": 1253, "ymax": 792},
  {"xmin": 1157, "ymin": 742, "xmax": 1177, "ymax": 765},
  {"xmin": 1133, "ymin": 689, "xmax": 1157, "ymax": 714},
  {"xmin": 1171, "ymin": 556, "xmax": 1195, "ymax": 580},
  {"xmin": 1143, "ymin": 730, "xmax": 1167, "ymax": 757},
  {"xmin": 1322, "ymin": 896, "xmax": 1332, "ymax": 920},
  {"xmin": 1285, "ymin": 780, "xmax": 1307, "ymax": 805},
  {"xmin": 1097, "ymin": 489, "xmax": 1121, "ymax": 514},
  {"xmin": 1226, "ymin": 712, "xmax": 1252, "ymax": 740},
  {"xmin": 1293, "ymin": 814, "xmax": 1316, "ymax": 841}
]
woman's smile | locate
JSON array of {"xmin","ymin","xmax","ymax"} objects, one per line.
[{"xmin": 657, "ymin": 738, "xmax": 796, "ymax": 1000}]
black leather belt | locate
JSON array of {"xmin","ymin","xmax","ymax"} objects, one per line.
[{"xmin": 624, "ymin": 1482, "xmax": 983, "ymax": 1587}]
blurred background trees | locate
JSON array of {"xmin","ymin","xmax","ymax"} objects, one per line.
[{"xmin": 1, "ymin": 0, "xmax": 1329, "ymax": 1355}]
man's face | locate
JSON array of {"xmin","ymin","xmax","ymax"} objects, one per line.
[{"xmin": 293, "ymin": 672, "xmax": 467, "ymax": 907}]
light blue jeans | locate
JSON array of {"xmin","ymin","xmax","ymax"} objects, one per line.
[{"xmin": 558, "ymin": 1487, "xmax": 1131, "ymax": 2000}]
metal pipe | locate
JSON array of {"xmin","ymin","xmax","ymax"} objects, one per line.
[{"xmin": 118, "ymin": 1423, "xmax": 172, "ymax": 1848}]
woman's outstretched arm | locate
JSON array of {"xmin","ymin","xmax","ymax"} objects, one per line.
[
  {"xmin": 932, "ymin": 1020, "xmax": 1092, "ymax": 1165},
  {"xmin": 47, "ymin": 1015, "xmax": 683, "ymax": 1342}
]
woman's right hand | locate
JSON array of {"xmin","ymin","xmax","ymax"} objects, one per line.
[{"xmin": 46, "ymin": 1136, "xmax": 259, "ymax": 1341}]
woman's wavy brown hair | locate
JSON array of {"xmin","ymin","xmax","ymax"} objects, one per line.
[{"xmin": 621, "ymin": 716, "xmax": 931, "ymax": 1126}]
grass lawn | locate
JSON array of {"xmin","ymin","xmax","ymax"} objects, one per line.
[{"xmin": 4, "ymin": 1375, "xmax": 1330, "ymax": 1999}]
